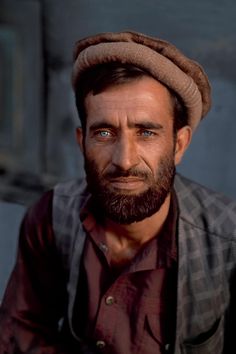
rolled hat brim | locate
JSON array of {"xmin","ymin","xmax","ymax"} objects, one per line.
[{"xmin": 72, "ymin": 31, "xmax": 211, "ymax": 131}]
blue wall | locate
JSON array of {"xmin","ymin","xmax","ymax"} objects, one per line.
[
  {"xmin": 0, "ymin": 202, "xmax": 25, "ymax": 299},
  {"xmin": 42, "ymin": 0, "xmax": 236, "ymax": 198},
  {"xmin": 1, "ymin": 0, "xmax": 236, "ymax": 298}
]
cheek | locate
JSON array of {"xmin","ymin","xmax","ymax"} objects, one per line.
[
  {"xmin": 85, "ymin": 144, "xmax": 110, "ymax": 159},
  {"xmin": 84, "ymin": 143, "xmax": 112, "ymax": 172},
  {"xmin": 139, "ymin": 143, "xmax": 169, "ymax": 168},
  {"xmin": 144, "ymin": 146, "xmax": 175, "ymax": 175}
]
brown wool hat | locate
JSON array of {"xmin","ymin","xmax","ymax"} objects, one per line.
[{"xmin": 72, "ymin": 31, "xmax": 211, "ymax": 130}]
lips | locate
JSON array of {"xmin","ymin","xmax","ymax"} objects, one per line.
[{"xmin": 108, "ymin": 177, "xmax": 146, "ymax": 190}]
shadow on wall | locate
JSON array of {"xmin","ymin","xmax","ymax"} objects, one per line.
[
  {"xmin": 0, "ymin": 201, "xmax": 25, "ymax": 300},
  {"xmin": 1, "ymin": 0, "xmax": 236, "ymax": 299},
  {"xmin": 178, "ymin": 78, "xmax": 236, "ymax": 198},
  {"xmin": 1, "ymin": 0, "xmax": 236, "ymax": 203}
]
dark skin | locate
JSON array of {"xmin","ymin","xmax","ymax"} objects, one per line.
[{"xmin": 76, "ymin": 77, "xmax": 192, "ymax": 267}]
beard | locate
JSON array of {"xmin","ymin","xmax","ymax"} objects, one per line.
[{"xmin": 84, "ymin": 152, "xmax": 176, "ymax": 225}]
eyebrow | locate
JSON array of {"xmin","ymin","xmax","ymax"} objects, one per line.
[
  {"xmin": 89, "ymin": 122, "xmax": 116, "ymax": 131},
  {"xmin": 89, "ymin": 121, "xmax": 164, "ymax": 131},
  {"xmin": 131, "ymin": 122, "xmax": 164, "ymax": 130}
]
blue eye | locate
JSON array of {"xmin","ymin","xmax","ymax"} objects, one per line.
[
  {"xmin": 99, "ymin": 131, "xmax": 110, "ymax": 137},
  {"xmin": 94, "ymin": 130, "xmax": 113, "ymax": 139},
  {"xmin": 141, "ymin": 130, "xmax": 155, "ymax": 137}
]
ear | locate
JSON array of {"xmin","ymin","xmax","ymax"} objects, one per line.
[
  {"xmin": 76, "ymin": 127, "xmax": 84, "ymax": 152},
  {"xmin": 174, "ymin": 126, "xmax": 192, "ymax": 165}
]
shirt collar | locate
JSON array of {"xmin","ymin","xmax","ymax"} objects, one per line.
[{"xmin": 80, "ymin": 189, "xmax": 178, "ymax": 270}]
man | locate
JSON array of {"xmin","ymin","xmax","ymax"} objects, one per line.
[{"xmin": 0, "ymin": 31, "xmax": 236, "ymax": 354}]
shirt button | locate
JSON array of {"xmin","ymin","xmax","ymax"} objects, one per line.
[
  {"xmin": 165, "ymin": 343, "xmax": 170, "ymax": 352},
  {"xmin": 105, "ymin": 295, "xmax": 115, "ymax": 305},
  {"xmin": 96, "ymin": 340, "xmax": 106, "ymax": 349},
  {"xmin": 99, "ymin": 242, "xmax": 108, "ymax": 253}
]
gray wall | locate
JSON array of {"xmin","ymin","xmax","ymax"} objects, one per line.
[
  {"xmin": 1, "ymin": 0, "xmax": 236, "ymax": 297},
  {"xmin": 1, "ymin": 0, "xmax": 236, "ymax": 197},
  {"xmin": 43, "ymin": 0, "xmax": 236, "ymax": 198},
  {"xmin": 0, "ymin": 202, "xmax": 25, "ymax": 299}
]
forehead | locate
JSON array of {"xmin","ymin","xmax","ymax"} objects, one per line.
[{"xmin": 85, "ymin": 76, "xmax": 174, "ymax": 126}]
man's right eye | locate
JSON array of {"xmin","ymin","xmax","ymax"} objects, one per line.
[
  {"xmin": 98, "ymin": 131, "xmax": 110, "ymax": 137},
  {"xmin": 93, "ymin": 130, "xmax": 114, "ymax": 139}
]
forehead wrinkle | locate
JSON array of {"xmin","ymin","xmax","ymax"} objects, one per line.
[
  {"xmin": 86, "ymin": 95, "xmax": 169, "ymax": 120},
  {"xmin": 85, "ymin": 77, "xmax": 175, "ymax": 130},
  {"xmin": 88, "ymin": 93, "xmax": 164, "ymax": 109},
  {"xmin": 89, "ymin": 120, "xmax": 164, "ymax": 131}
]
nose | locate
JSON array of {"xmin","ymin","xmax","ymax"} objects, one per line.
[{"xmin": 112, "ymin": 135, "xmax": 139, "ymax": 171}]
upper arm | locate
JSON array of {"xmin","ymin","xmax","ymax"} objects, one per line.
[{"xmin": 0, "ymin": 190, "xmax": 68, "ymax": 352}]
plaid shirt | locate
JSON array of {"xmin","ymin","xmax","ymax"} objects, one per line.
[
  {"xmin": 53, "ymin": 174, "xmax": 236, "ymax": 353},
  {"xmin": 1, "ymin": 174, "xmax": 236, "ymax": 354},
  {"xmin": 70, "ymin": 189, "xmax": 178, "ymax": 354}
]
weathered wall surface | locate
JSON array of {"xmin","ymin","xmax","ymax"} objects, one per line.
[
  {"xmin": 0, "ymin": 0, "xmax": 236, "ymax": 296},
  {"xmin": 0, "ymin": 202, "xmax": 25, "ymax": 299},
  {"xmin": 1, "ymin": 0, "xmax": 236, "ymax": 199},
  {"xmin": 42, "ymin": 0, "xmax": 236, "ymax": 197}
]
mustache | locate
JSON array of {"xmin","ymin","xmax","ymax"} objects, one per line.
[{"xmin": 104, "ymin": 167, "xmax": 151, "ymax": 180}]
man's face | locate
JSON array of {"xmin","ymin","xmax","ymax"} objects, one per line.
[{"xmin": 77, "ymin": 76, "xmax": 191, "ymax": 224}]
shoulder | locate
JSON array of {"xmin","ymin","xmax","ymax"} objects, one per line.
[
  {"xmin": 52, "ymin": 179, "xmax": 89, "ymax": 261},
  {"xmin": 26, "ymin": 189, "xmax": 53, "ymax": 224},
  {"xmin": 174, "ymin": 174, "xmax": 236, "ymax": 241},
  {"xmin": 18, "ymin": 190, "xmax": 56, "ymax": 253},
  {"xmin": 52, "ymin": 177, "xmax": 90, "ymax": 220},
  {"xmin": 53, "ymin": 178, "xmax": 90, "ymax": 205},
  {"xmin": 52, "ymin": 178, "xmax": 90, "ymax": 234},
  {"xmin": 23, "ymin": 189, "xmax": 53, "ymax": 234},
  {"xmin": 52, "ymin": 179, "xmax": 90, "ymax": 224}
]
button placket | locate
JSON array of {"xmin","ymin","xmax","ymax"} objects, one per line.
[{"xmin": 165, "ymin": 343, "xmax": 170, "ymax": 352}]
